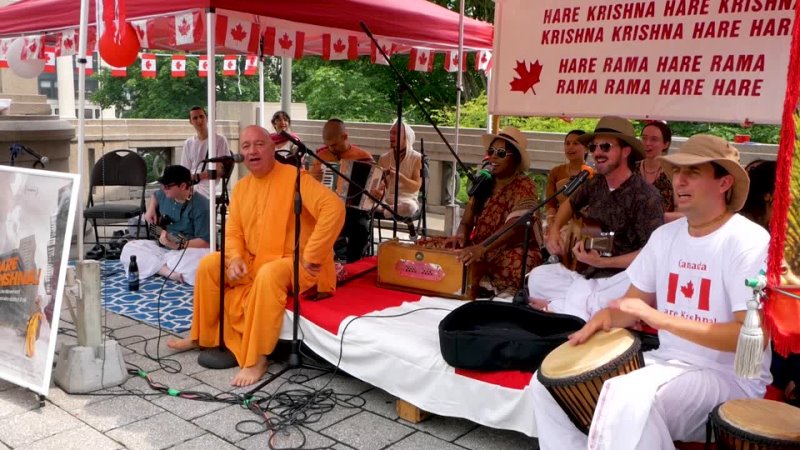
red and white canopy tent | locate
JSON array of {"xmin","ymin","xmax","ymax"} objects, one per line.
[
  {"xmin": 0, "ymin": 0, "xmax": 494, "ymax": 253},
  {"xmin": 489, "ymin": 0, "xmax": 800, "ymax": 355}
]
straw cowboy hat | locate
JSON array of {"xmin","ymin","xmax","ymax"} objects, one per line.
[
  {"xmin": 482, "ymin": 126, "xmax": 530, "ymax": 172},
  {"xmin": 658, "ymin": 134, "xmax": 749, "ymax": 211},
  {"xmin": 577, "ymin": 116, "xmax": 646, "ymax": 160}
]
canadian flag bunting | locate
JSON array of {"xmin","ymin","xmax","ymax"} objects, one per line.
[
  {"xmin": 444, "ymin": 50, "xmax": 465, "ymax": 72},
  {"xmin": 141, "ymin": 53, "xmax": 156, "ymax": 78},
  {"xmin": 171, "ymin": 54, "xmax": 186, "ymax": 78},
  {"xmin": 75, "ymin": 54, "xmax": 93, "ymax": 75},
  {"xmin": 244, "ymin": 54, "xmax": 258, "ymax": 75},
  {"xmin": 322, "ymin": 33, "xmax": 358, "ymax": 61},
  {"xmin": 198, "ymin": 55, "xmax": 209, "ymax": 77},
  {"xmin": 132, "ymin": 19, "xmax": 151, "ymax": 49},
  {"xmin": 216, "ymin": 15, "xmax": 259, "ymax": 53},
  {"xmin": 408, "ymin": 48, "xmax": 434, "ymax": 72},
  {"xmin": 170, "ymin": 11, "xmax": 203, "ymax": 47},
  {"xmin": 20, "ymin": 35, "xmax": 44, "ymax": 61},
  {"xmin": 43, "ymin": 46, "xmax": 56, "ymax": 73},
  {"xmin": 475, "ymin": 50, "xmax": 492, "ymax": 73},
  {"xmin": 370, "ymin": 40, "xmax": 396, "ymax": 65},
  {"xmin": 0, "ymin": 39, "xmax": 11, "ymax": 68},
  {"xmin": 56, "ymin": 28, "xmax": 97, "ymax": 57},
  {"xmin": 263, "ymin": 27, "xmax": 304, "ymax": 59},
  {"xmin": 222, "ymin": 55, "xmax": 237, "ymax": 76},
  {"xmin": 111, "ymin": 66, "xmax": 127, "ymax": 77}
]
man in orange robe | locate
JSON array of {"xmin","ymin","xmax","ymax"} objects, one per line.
[{"xmin": 168, "ymin": 125, "xmax": 345, "ymax": 387}]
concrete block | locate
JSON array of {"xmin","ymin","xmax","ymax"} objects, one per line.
[{"xmin": 53, "ymin": 340, "xmax": 128, "ymax": 393}]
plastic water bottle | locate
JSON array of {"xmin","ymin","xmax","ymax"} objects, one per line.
[{"xmin": 128, "ymin": 255, "xmax": 139, "ymax": 291}]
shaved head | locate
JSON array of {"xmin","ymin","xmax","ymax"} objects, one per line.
[{"xmin": 323, "ymin": 118, "xmax": 349, "ymax": 154}]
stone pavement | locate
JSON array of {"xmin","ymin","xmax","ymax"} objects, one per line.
[{"xmin": 0, "ymin": 305, "xmax": 540, "ymax": 449}]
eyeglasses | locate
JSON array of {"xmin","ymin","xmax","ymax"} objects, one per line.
[
  {"xmin": 486, "ymin": 147, "xmax": 511, "ymax": 158},
  {"xmin": 588, "ymin": 143, "xmax": 615, "ymax": 153}
]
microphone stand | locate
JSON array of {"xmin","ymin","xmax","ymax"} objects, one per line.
[
  {"xmin": 198, "ymin": 168, "xmax": 238, "ymax": 369},
  {"xmin": 245, "ymin": 140, "xmax": 400, "ymax": 397},
  {"xmin": 481, "ymin": 175, "xmax": 587, "ymax": 305}
]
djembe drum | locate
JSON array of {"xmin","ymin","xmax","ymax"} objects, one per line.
[
  {"xmin": 537, "ymin": 328, "xmax": 645, "ymax": 434},
  {"xmin": 710, "ymin": 399, "xmax": 800, "ymax": 450}
]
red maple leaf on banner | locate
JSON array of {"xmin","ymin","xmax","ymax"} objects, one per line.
[
  {"xmin": 278, "ymin": 33, "xmax": 293, "ymax": 50},
  {"xmin": 230, "ymin": 24, "xmax": 247, "ymax": 42},
  {"xmin": 64, "ymin": 37, "xmax": 74, "ymax": 51},
  {"xmin": 134, "ymin": 26, "xmax": 144, "ymax": 40},
  {"xmin": 333, "ymin": 38, "xmax": 346, "ymax": 53},
  {"xmin": 175, "ymin": 61, "xmax": 183, "ymax": 70},
  {"xmin": 27, "ymin": 41, "xmax": 37, "ymax": 55},
  {"xmin": 452, "ymin": 54, "xmax": 459, "ymax": 66},
  {"xmin": 481, "ymin": 53, "xmax": 488, "ymax": 64},
  {"xmin": 178, "ymin": 18, "xmax": 191, "ymax": 37},
  {"xmin": 200, "ymin": 61, "xmax": 208, "ymax": 70},
  {"xmin": 145, "ymin": 60, "xmax": 152, "ymax": 69},
  {"xmin": 419, "ymin": 53, "xmax": 428, "ymax": 65},
  {"xmin": 680, "ymin": 280, "xmax": 694, "ymax": 299},
  {"xmin": 509, "ymin": 60, "xmax": 543, "ymax": 94}
]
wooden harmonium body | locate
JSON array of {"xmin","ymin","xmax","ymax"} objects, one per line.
[{"xmin": 377, "ymin": 240, "xmax": 477, "ymax": 300}]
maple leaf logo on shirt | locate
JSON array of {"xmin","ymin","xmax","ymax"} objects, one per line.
[
  {"xmin": 680, "ymin": 280, "xmax": 694, "ymax": 299},
  {"xmin": 333, "ymin": 38, "xmax": 346, "ymax": 53},
  {"xmin": 509, "ymin": 59, "xmax": 543, "ymax": 94},
  {"xmin": 230, "ymin": 24, "xmax": 247, "ymax": 42},
  {"xmin": 178, "ymin": 18, "xmax": 191, "ymax": 37},
  {"xmin": 278, "ymin": 33, "xmax": 293, "ymax": 50}
]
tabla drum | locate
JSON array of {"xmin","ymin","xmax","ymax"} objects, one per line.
[
  {"xmin": 711, "ymin": 399, "xmax": 800, "ymax": 450},
  {"xmin": 537, "ymin": 328, "xmax": 644, "ymax": 434}
]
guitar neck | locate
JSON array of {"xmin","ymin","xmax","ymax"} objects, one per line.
[{"xmin": 148, "ymin": 223, "xmax": 186, "ymax": 246}]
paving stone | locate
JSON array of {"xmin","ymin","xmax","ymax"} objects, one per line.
[
  {"xmin": 0, "ymin": 381, "xmax": 18, "ymax": 393},
  {"xmin": 0, "ymin": 388, "xmax": 43, "ymax": 420},
  {"xmin": 155, "ymin": 350, "xmax": 206, "ymax": 376},
  {"xmin": 301, "ymin": 398, "xmax": 361, "ymax": 432},
  {"xmin": 238, "ymin": 426, "xmax": 336, "ymax": 450},
  {"xmin": 100, "ymin": 313, "xmax": 142, "ymax": 331},
  {"xmin": 72, "ymin": 394, "xmax": 164, "ymax": 432},
  {"xmin": 408, "ymin": 415, "xmax": 479, "ymax": 442},
  {"xmin": 302, "ymin": 372, "xmax": 373, "ymax": 396},
  {"xmin": 191, "ymin": 404, "xmax": 262, "ymax": 443},
  {"xmin": 386, "ymin": 431, "xmax": 466, "ymax": 450},
  {"xmin": 323, "ymin": 411, "xmax": 414, "ymax": 450},
  {"xmin": 0, "ymin": 403, "xmax": 82, "ymax": 447},
  {"xmin": 331, "ymin": 444, "xmax": 355, "ymax": 450},
  {"xmin": 190, "ymin": 367, "xmax": 242, "ymax": 393},
  {"xmin": 453, "ymin": 425, "xmax": 538, "ymax": 450},
  {"xmin": 125, "ymin": 336, "xmax": 186, "ymax": 361},
  {"xmin": 359, "ymin": 388, "xmax": 398, "ymax": 420},
  {"xmin": 0, "ymin": 440, "xmax": 8, "ymax": 449},
  {"xmin": 110, "ymin": 323, "xmax": 167, "ymax": 345},
  {"xmin": 45, "ymin": 386, "xmax": 124, "ymax": 412},
  {"xmin": 106, "ymin": 411, "xmax": 204, "ymax": 449},
  {"xmin": 16, "ymin": 425, "xmax": 121, "ymax": 450},
  {"xmin": 121, "ymin": 350, "xmax": 168, "ymax": 374},
  {"xmin": 169, "ymin": 433, "xmax": 239, "ymax": 450},
  {"xmin": 150, "ymin": 384, "xmax": 228, "ymax": 421}
]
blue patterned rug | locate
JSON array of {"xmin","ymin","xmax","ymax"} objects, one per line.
[{"xmin": 98, "ymin": 260, "xmax": 194, "ymax": 333}]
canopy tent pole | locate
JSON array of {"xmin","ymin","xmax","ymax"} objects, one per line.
[
  {"xmin": 76, "ymin": 0, "xmax": 90, "ymax": 262},
  {"xmin": 206, "ymin": 8, "xmax": 218, "ymax": 252},
  {"xmin": 280, "ymin": 57, "xmax": 292, "ymax": 116},
  {"xmin": 258, "ymin": 56, "xmax": 265, "ymax": 127},
  {"xmin": 450, "ymin": 0, "xmax": 466, "ymax": 207}
]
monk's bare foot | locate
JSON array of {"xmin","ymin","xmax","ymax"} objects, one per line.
[
  {"xmin": 166, "ymin": 338, "xmax": 199, "ymax": 351},
  {"xmin": 158, "ymin": 266, "xmax": 184, "ymax": 283},
  {"xmin": 231, "ymin": 357, "xmax": 268, "ymax": 387}
]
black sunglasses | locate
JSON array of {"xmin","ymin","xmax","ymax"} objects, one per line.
[
  {"xmin": 588, "ymin": 143, "xmax": 614, "ymax": 153},
  {"xmin": 486, "ymin": 147, "xmax": 512, "ymax": 158}
]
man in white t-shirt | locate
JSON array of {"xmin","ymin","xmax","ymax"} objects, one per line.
[
  {"xmin": 180, "ymin": 106, "xmax": 232, "ymax": 199},
  {"xmin": 532, "ymin": 134, "xmax": 771, "ymax": 450}
]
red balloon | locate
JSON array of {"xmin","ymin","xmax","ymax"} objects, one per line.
[{"xmin": 99, "ymin": 22, "xmax": 139, "ymax": 68}]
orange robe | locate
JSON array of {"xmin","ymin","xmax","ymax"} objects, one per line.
[
  {"xmin": 25, "ymin": 311, "xmax": 43, "ymax": 358},
  {"xmin": 190, "ymin": 163, "xmax": 345, "ymax": 368}
]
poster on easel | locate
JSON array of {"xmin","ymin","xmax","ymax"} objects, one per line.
[{"xmin": 0, "ymin": 165, "xmax": 79, "ymax": 396}]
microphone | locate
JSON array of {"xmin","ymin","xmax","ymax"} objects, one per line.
[
  {"xmin": 467, "ymin": 160, "xmax": 494, "ymax": 197},
  {"xmin": 280, "ymin": 131, "xmax": 307, "ymax": 153},
  {"xmin": 11, "ymin": 144, "xmax": 49, "ymax": 165},
  {"xmin": 275, "ymin": 150, "xmax": 302, "ymax": 167},
  {"xmin": 202, "ymin": 154, "xmax": 244, "ymax": 163},
  {"xmin": 563, "ymin": 169, "xmax": 590, "ymax": 196}
]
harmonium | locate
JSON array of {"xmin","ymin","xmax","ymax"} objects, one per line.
[{"xmin": 376, "ymin": 239, "xmax": 477, "ymax": 300}]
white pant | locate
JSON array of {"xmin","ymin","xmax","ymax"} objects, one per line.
[
  {"xmin": 120, "ymin": 240, "xmax": 208, "ymax": 286},
  {"xmin": 532, "ymin": 354, "xmax": 751, "ymax": 450},
  {"xmin": 381, "ymin": 198, "xmax": 419, "ymax": 218},
  {"xmin": 527, "ymin": 264, "xmax": 630, "ymax": 320}
]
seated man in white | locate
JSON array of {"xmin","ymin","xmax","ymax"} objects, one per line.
[
  {"xmin": 120, "ymin": 165, "xmax": 211, "ymax": 285},
  {"xmin": 374, "ymin": 121, "xmax": 423, "ymax": 218}
]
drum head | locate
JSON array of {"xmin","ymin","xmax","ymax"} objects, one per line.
[
  {"xmin": 717, "ymin": 399, "xmax": 800, "ymax": 443},
  {"xmin": 540, "ymin": 328, "xmax": 636, "ymax": 379}
]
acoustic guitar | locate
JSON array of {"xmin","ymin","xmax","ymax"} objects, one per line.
[
  {"xmin": 561, "ymin": 216, "xmax": 615, "ymax": 272},
  {"xmin": 148, "ymin": 214, "xmax": 188, "ymax": 249}
]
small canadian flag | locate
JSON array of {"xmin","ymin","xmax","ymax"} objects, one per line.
[
  {"xmin": 21, "ymin": 35, "xmax": 44, "ymax": 61},
  {"xmin": 75, "ymin": 54, "xmax": 93, "ymax": 75},
  {"xmin": 171, "ymin": 54, "xmax": 186, "ymax": 78},
  {"xmin": 222, "ymin": 55, "xmax": 237, "ymax": 76},
  {"xmin": 111, "ymin": 66, "xmax": 127, "ymax": 77},
  {"xmin": 370, "ymin": 40, "xmax": 396, "ymax": 65},
  {"xmin": 444, "ymin": 50, "xmax": 466, "ymax": 72},
  {"xmin": 0, "ymin": 39, "xmax": 11, "ymax": 68},
  {"xmin": 408, "ymin": 48, "xmax": 434, "ymax": 72},
  {"xmin": 43, "ymin": 46, "xmax": 56, "ymax": 73},
  {"xmin": 263, "ymin": 27, "xmax": 305, "ymax": 59},
  {"xmin": 56, "ymin": 28, "xmax": 96, "ymax": 57},
  {"xmin": 198, "ymin": 55, "xmax": 209, "ymax": 77},
  {"xmin": 322, "ymin": 33, "xmax": 358, "ymax": 61},
  {"xmin": 475, "ymin": 50, "xmax": 492, "ymax": 73},
  {"xmin": 141, "ymin": 53, "xmax": 157, "ymax": 78},
  {"xmin": 170, "ymin": 11, "xmax": 203, "ymax": 46},
  {"xmin": 216, "ymin": 15, "xmax": 259, "ymax": 53},
  {"xmin": 132, "ymin": 19, "xmax": 151, "ymax": 49},
  {"xmin": 244, "ymin": 54, "xmax": 257, "ymax": 76}
]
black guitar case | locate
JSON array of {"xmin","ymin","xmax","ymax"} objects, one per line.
[{"xmin": 439, "ymin": 301, "xmax": 586, "ymax": 372}]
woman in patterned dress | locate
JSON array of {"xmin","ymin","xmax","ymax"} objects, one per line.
[
  {"xmin": 637, "ymin": 121, "xmax": 682, "ymax": 222},
  {"xmin": 420, "ymin": 127, "xmax": 542, "ymax": 295}
]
